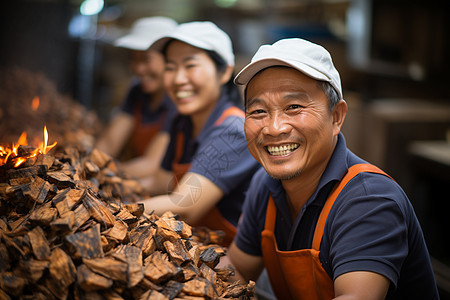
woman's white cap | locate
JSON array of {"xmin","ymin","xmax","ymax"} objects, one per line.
[
  {"xmin": 234, "ymin": 38, "xmax": 342, "ymax": 99},
  {"xmin": 151, "ymin": 21, "xmax": 235, "ymax": 67},
  {"xmin": 114, "ymin": 16, "xmax": 178, "ymax": 51}
]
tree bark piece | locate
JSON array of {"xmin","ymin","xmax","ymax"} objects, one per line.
[
  {"xmin": 23, "ymin": 176, "xmax": 52, "ymax": 203},
  {"xmin": 77, "ymin": 264, "xmax": 113, "ymax": 291},
  {"xmin": 53, "ymin": 188, "xmax": 85, "ymax": 215},
  {"xmin": 144, "ymin": 250, "xmax": 181, "ymax": 284},
  {"xmin": 48, "ymin": 248, "xmax": 77, "ymax": 291},
  {"xmin": 82, "ymin": 190, "xmax": 115, "ymax": 228},
  {"xmin": 18, "ymin": 258, "xmax": 48, "ymax": 283},
  {"xmin": 112, "ymin": 244, "xmax": 144, "ymax": 288},
  {"xmin": 199, "ymin": 247, "xmax": 220, "ymax": 269},
  {"xmin": 65, "ymin": 223, "xmax": 104, "ymax": 259},
  {"xmin": 46, "ymin": 171, "xmax": 76, "ymax": 188},
  {"xmin": 29, "ymin": 202, "xmax": 57, "ymax": 226},
  {"xmin": 164, "ymin": 239, "xmax": 192, "ymax": 265},
  {"xmin": 129, "ymin": 224, "xmax": 157, "ymax": 256},
  {"xmin": 102, "ymin": 219, "xmax": 128, "ymax": 242},
  {"xmin": 83, "ymin": 256, "xmax": 128, "ymax": 283},
  {"xmin": 27, "ymin": 226, "xmax": 51, "ymax": 260},
  {"xmin": 181, "ymin": 277, "xmax": 215, "ymax": 299}
]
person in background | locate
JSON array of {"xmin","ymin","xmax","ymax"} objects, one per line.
[
  {"xmin": 139, "ymin": 21, "xmax": 261, "ymax": 246},
  {"xmin": 224, "ymin": 38, "xmax": 439, "ymax": 299},
  {"xmin": 96, "ymin": 16, "xmax": 178, "ymax": 184}
]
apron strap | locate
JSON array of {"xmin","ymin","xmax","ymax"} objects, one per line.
[
  {"xmin": 264, "ymin": 195, "xmax": 277, "ymax": 231},
  {"xmin": 174, "ymin": 132, "xmax": 185, "ymax": 164},
  {"xmin": 312, "ymin": 163, "xmax": 392, "ymax": 250},
  {"xmin": 214, "ymin": 106, "xmax": 244, "ymax": 126}
]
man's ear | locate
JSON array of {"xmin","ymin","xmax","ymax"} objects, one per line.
[
  {"xmin": 220, "ymin": 65, "xmax": 234, "ymax": 85},
  {"xmin": 332, "ymin": 99, "xmax": 348, "ymax": 136}
]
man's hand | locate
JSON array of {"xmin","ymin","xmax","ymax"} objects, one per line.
[{"xmin": 227, "ymin": 242, "xmax": 264, "ymax": 282}]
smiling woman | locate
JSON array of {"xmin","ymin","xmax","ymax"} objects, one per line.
[
  {"xmin": 137, "ymin": 21, "xmax": 261, "ymax": 246},
  {"xmin": 95, "ymin": 16, "xmax": 178, "ymax": 182},
  {"xmin": 163, "ymin": 40, "xmax": 226, "ymax": 128}
]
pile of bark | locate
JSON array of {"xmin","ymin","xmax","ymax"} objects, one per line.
[{"xmin": 0, "ymin": 146, "xmax": 255, "ymax": 299}]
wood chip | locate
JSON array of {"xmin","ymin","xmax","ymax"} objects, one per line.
[
  {"xmin": 18, "ymin": 258, "xmax": 48, "ymax": 283},
  {"xmin": 50, "ymin": 210, "xmax": 75, "ymax": 233},
  {"xmin": 27, "ymin": 226, "xmax": 51, "ymax": 260},
  {"xmin": 46, "ymin": 171, "xmax": 76, "ymax": 188},
  {"xmin": 164, "ymin": 239, "xmax": 192, "ymax": 265},
  {"xmin": 112, "ymin": 244, "xmax": 144, "ymax": 288},
  {"xmin": 199, "ymin": 247, "xmax": 220, "ymax": 269},
  {"xmin": 83, "ymin": 256, "xmax": 128, "ymax": 283},
  {"xmin": 181, "ymin": 277, "xmax": 215, "ymax": 299},
  {"xmin": 77, "ymin": 264, "xmax": 113, "ymax": 291},
  {"xmin": 29, "ymin": 202, "xmax": 57, "ymax": 226},
  {"xmin": 129, "ymin": 225, "xmax": 157, "ymax": 257},
  {"xmin": 144, "ymin": 251, "xmax": 180, "ymax": 284},
  {"xmin": 48, "ymin": 247, "xmax": 77, "ymax": 288},
  {"xmin": 82, "ymin": 190, "xmax": 115, "ymax": 228},
  {"xmin": 65, "ymin": 223, "xmax": 104, "ymax": 259},
  {"xmin": 139, "ymin": 290, "xmax": 169, "ymax": 300},
  {"xmin": 53, "ymin": 188, "xmax": 85, "ymax": 215},
  {"xmin": 102, "ymin": 219, "xmax": 128, "ymax": 242}
]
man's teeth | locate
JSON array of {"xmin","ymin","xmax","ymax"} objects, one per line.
[
  {"xmin": 176, "ymin": 90, "xmax": 194, "ymax": 99},
  {"xmin": 267, "ymin": 144, "xmax": 299, "ymax": 156}
]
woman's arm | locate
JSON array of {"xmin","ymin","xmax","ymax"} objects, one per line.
[
  {"xmin": 120, "ymin": 132, "xmax": 170, "ymax": 178},
  {"xmin": 140, "ymin": 172, "xmax": 224, "ymax": 224},
  {"xmin": 138, "ymin": 167, "xmax": 173, "ymax": 196}
]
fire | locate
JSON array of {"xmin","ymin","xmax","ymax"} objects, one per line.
[
  {"xmin": 0, "ymin": 126, "xmax": 57, "ymax": 168},
  {"xmin": 32, "ymin": 96, "xmax": 40, "ymax": 110}
]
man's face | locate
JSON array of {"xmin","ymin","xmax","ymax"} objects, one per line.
[{"xmin": 244, "ymin": 67, "xmax": 338, "ymax": 181}]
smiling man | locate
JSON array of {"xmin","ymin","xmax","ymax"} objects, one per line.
[{"xmin": 227, "ymin": 38, "xmax": 439, "ymax": 300}]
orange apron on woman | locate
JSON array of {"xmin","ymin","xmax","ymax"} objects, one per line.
[
  {"xmin": 171, "ymin": 107, "xmax": 244, "ymax": 246},
  {"xmin": 131, "ymin": 102, "xmax": 167, "ymax": 156},
  {"xmin": 261, "ymin": 163, "xmax": 391, "ymax": 300}
]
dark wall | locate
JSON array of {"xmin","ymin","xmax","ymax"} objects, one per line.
[{"xmin": 0, "ymin": 0, "xmax": 78, "ymax": 97}]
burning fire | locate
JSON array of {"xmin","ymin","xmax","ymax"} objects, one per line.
[
  {"xmin": 0, "ymin": 126, "xmax": 57, "ymax": 168},
  {"xmin": 32, "ymin": 96, "xmax": 40, "ymax": 110}
]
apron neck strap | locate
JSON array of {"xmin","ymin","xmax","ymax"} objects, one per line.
[{"xmin": 312, "ymin": 163, "xmax": 392, "ymax": 250}]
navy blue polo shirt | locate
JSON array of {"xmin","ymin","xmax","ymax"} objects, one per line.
[
  {"xmin": 161, "ymin": 92, "xmax": 261, "ymax": 226},
  {"xmin": 235, "ymin": 133, "xmax": 439, "ymax": 299},
  {"xmin": 121, "ymin": 83, "xmax": 177, "ymax": 132}
]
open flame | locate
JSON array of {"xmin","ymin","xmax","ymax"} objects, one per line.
[
  {"xmin": 0, "ymin": 126, "xmax": 57, "ymax": 168},
  {"xmin": 32, "ymin": 96, "xmax": 40, "ymax": 111}
]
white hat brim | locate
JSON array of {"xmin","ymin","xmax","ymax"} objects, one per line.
[
  {"xmin": 114, "ymin": 35, "xmax": 152, "ymax": 50},
  {"xmin": 235, "ymin": 58, "xmax": 330, "ymax": 86}
]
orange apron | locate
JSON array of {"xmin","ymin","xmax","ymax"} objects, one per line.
[
  {"xmin": 261, "ymin": 163, "xmax": 391, "ymax": 300},
  {"xmin": 131, "ymin": 102, "xmax": 167, "ymax": 156},
  {"xmin": 172, "ymin": 107, "xmax": 245, "ymax": 246}
]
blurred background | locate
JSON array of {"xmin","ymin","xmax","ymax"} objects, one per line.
[{"xmin": 0, "ymin": 0, "xmax": 449, "ymax": 297}]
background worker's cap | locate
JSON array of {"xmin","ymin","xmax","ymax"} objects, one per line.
[
  {"xmin": 151, "ymin": 21, "xmax": 235, "ymax": 67},
  {"xmin": 234, "ymin": 38, "xmax": 343, "ymax": 99},
  {"xmin": 114, "ymin": 16, "xmax": 178, "ymax": 51}
]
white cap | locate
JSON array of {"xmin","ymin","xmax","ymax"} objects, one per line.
[
  {"xmin": 151, "ymin": 21, "xmax": 235, "ymax": 67},
  {"xmin": 114, "ymin": 16, "xmax": 178, "ymax": 51},
  {"xmin": 234, "ymin": 38, "xmax": 343, "ymax": 99}
]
